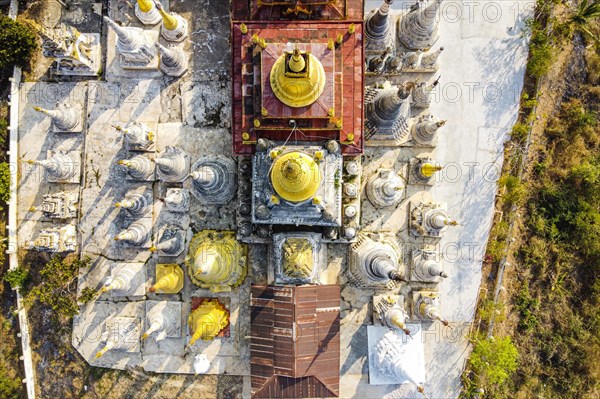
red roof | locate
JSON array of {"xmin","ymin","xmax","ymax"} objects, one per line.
[
  {"xmin": 231, "ymin": 20, "xmax": 364, "ymax": 156},
  {"xmin": 250, "ymin": 285, "xmax": 341, "ymax": 398}
]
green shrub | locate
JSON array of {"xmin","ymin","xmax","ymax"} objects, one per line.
[
  {"xmin": 511, "ymin": 122, "xmax": 530, "ymax": 142},
  {"xmin": 479, "ymin": 300, "xmax": 506, "ymax": 324},
  {"xmin": 0, "ymin": 372, "xmax": 21, "ymax": 399},
  {"xmin": 499, "ymin": 174, "xmax": 526, "ymax": 207},
  {"xmin": 526, "ymin": 23, "xmax": 554, "ymax": 78},
  {"xmin": 515, "ymin": 285, "xmax": 539, "ymax": 332},
  {"xmin": 0, "ymin": 162, "xmax": 10, "ymax": 204},
  {"xmin": 3, "ymin": 268, "xmax": 29, "ymax": 289},
  {"xmin": 0, "ymin": 119, "xmax": 7, "ymax": 149},
  {"xmin": 469, "ymin": 335, "xmax": 519, "ymax": 385},
  {"xmin": 0, "ymin": 16, "xmax": 37, "ymax": 71},
  {"xmin": 78, "ymin": 287, "xmax": 97, "ymax": 305},
  {"xmin": 573, "ymin": 209, "xmax": 600, "ymax": 258},
  {"xmin": 486, "ymin": 239, "xmax": 506, "ymax": 263},
  {"xmin": 533, "ymin": 161, "xmax": 547, "ymax": 176},
  {"xmin": 486, "ymin": 221, "xmax": 510, "ymax": 263},
  {"xmin": 521, "ymin": 92, "xmax": 539, "ymax": 110}
]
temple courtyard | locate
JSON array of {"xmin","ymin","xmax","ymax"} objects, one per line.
[{"xmin": 14, "ymin": 0, "xmax": 531, "ymax": 398}]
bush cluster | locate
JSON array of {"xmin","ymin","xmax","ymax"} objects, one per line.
[{"xmin": 0, "ymin": 15, "xmax": 37, "ymax": 71}]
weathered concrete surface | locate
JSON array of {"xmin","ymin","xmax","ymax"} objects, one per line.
[
  {"xmin": 17, "ymin": 82, "xmax": 87, "ymax": 247},
  {"xmin": 335, "ymin": 2, "xmax": 532, "ymax": 398}
]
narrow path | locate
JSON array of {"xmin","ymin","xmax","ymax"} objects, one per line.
[{"xmin": 7, "ymin": 0, "xmax": 37, "ymax": 397}]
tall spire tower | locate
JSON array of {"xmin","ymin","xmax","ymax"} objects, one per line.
[
  {"xmin": 155, "ymin": 42, "xmax": 188, "ymax": 77},
  {"xmin": 33, "ymin": 103, "xmax": 81, "ymax": 132},
  {"xmin": 365, "ymin": 0, "xmax": 396, "ymax": 52},
  {"xmin": 365, "ymin": 84, "xmax": 412, "ymax": 144},
  {"xmin": 397, "ymin": 0, "xmax": 443, "ymax": 50},
  {"xmin": 104, "ymin": 16, "xmax": 157, "ymax": 67}
]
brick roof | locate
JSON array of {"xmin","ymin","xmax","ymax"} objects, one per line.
[
  {"xmin": 231, "ymin": 20, "xmax": 364, "ymax": 156},
  {"xmin": 250, "ymin": 285, "xmax": 341, "ymax": 398}
]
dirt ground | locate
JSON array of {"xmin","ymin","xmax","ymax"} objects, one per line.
[
  {"xmin": 0, "ymin": 245, "xmax": 25, "ymax": 399},
  {"xmin": 494, "ymin": 17, "xmax": 574, "ymax": 340}
]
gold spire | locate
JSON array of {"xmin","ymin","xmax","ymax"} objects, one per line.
[
  {"xmin": 137, "ymin": 0, "xmax": 153, "ymax": 13},
  {"xmin": 288, "ymin": 48, "xmax": 305, "ymax": 73},
  {"xmin": 270, "ymin": 49, "xmax": 326, "ymax": 108},
  {"xmin": 390, "ymin": 314, "xmax": 406, "ymax": 329},
  {"xmin": 156, "ymin": 3, "xmax": 178, "ymax": 30},
  {"xmin": 420, "ymin": 163, "xmax": 442, "ymax": 177},
  {"xmin": 270, "ymin": 152, "xmax": 321, "ymax": 203}
]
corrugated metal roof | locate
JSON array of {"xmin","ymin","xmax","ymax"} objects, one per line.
[{"xmin": 250, "ymin": 285, "xmax": 341, "ymax": 398}]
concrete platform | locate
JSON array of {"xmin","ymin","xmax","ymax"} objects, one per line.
[{"xmin": 14, "ymin": 0, "xmax": 531, "ymax": 397}]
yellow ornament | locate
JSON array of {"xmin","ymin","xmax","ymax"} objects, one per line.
[{"xmin": 282, "ymin": 238, "xmax": 313, "ymax": 279}]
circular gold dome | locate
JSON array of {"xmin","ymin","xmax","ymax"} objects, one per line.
[
  {"xmin": 270, "ymin": 50, "xmax": 326, "ymax": 108},
  {"xmin": 270, "ymin": 151, "xmax": 321, "ymax": 203}
]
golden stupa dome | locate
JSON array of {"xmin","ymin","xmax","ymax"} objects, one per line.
[
  {"xmin": 270, "ymin": 151, "xmax": 321, "ymax": 203},
  {"xmin": 270, "ymin": 48, "xmax": 326, "ymax": 108}
]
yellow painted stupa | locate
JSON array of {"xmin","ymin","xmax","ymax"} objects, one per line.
[
  {"xmin": 270, "ymin": 48, "xmax": 326, "ymax": 108},
  {"xmin": 188, "ymin": 299, "xmax": 229, "ymax": 345},
  {"xmin": 186, "ymin": 230, "xmax": 247, "ymax": 292},
  {"xmin": 150, "ymin": 264, "xmax": 184, "ymax": 294},
  {"xmin": 270, "ymin": 151, "xmax": 321, "ymax": 203}
]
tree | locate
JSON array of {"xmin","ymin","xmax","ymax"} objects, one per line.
[
  {"xmin": 469, "ymin": 336, "xmax": 519, "ymax": 385},
  {"xmin": 0, "ymin": 16, "xmax": 37, "ymax": 71}
]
